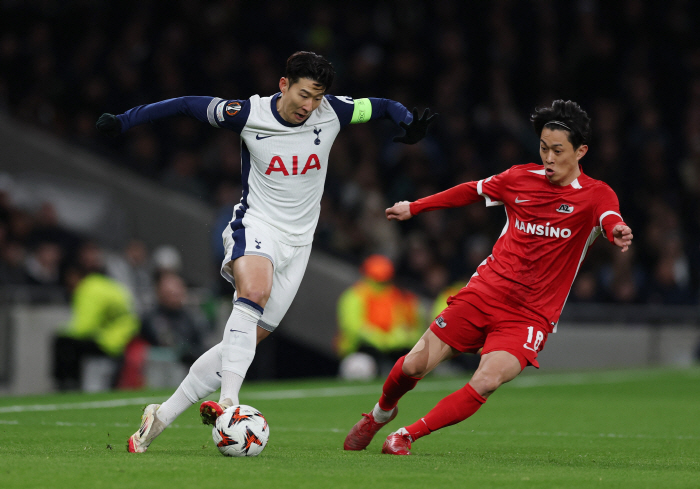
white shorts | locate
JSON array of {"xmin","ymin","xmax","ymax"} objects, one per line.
[{"xmin": 220, "ymin": 219, "xmax": 311, "ymax": 332}]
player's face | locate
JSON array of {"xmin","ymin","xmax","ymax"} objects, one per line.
[
  {"xmin": 539, "ymin": 128, "xmax": 588, "ymax": 186},
  {"xmin": 277, "ymin": 77, "xmax": 326, "ymax": 124}
]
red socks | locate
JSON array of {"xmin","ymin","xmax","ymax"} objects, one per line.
[
  {"xmin": 406, "ymin": 383, "xmax": 486, "ymax": 441},
  {"xmin": 377, "ymin": 358, "xmax": 488, "ymax": 442},
  {"xmin": 378, "ymin": 356, "xmax": 420, "ymax": 411}
]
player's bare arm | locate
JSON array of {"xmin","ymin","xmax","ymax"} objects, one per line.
[
  {"xmin": 385, "ymin": 201, "xmax": 413, "ymax": 221},
  {"xmin": 612, "ymin": 224, "xmax": 633, "ymax": 252}
]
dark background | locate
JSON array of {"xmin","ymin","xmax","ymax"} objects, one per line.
[{"xmin": 1, "ymin": 0, "xmax": 699, "ymax": 309}]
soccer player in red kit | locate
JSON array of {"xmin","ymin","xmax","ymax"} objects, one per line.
[{"xmin": 343, "ymin": 99, "xmax": 634, "ymax": 455}]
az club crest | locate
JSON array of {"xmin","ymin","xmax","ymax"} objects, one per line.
[
  {"xmin": 435, "ymin": 316, "xmax": 447, "ymax": 328},
  {"xmin": 556, "ymin": 203, "xmax": 574, "ymax": 213}
]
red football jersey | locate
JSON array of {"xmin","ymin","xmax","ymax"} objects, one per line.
[{"xmin": 410, "ymin": 163, "xmax": 625, "ymax": 332}]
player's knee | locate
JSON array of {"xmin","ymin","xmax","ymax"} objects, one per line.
[
  {"xmin": 237, "ymin": 290, "xmax": 269, "ymax": 308},
  {"xmin": 470, "ymin": 371, "xmax": 504, "ymax": 396},
  {"xmin": 401, "ymin": 353, "xmax": 429, "ymax": 378}
]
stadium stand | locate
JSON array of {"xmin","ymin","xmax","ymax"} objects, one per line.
[{"xmin": 1, "ymin": 2, "xmax": 699, "ymax": 392}]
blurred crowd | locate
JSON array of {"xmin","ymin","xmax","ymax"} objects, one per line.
[
  {"xmin": 1, "ymin": 0, "xmax": 700, "ymax": 306},
  {"xmin": 0, "ymin": 188, "xmax": 214, "ymax": 389}
]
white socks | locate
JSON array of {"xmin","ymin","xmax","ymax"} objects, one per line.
[
  {"xmin": 151, "ymin": 297, "xmax": 264, "ymax": 428},
  {"xmin": 220, "ymin": 372, "xmax": 244, "ymax": 406},
  {"xmin": 157, "ymin": 344, "xmax": 224, "ymax": 426},
  {"xmin": 157, "ymin": 386, "xmax": 193, "ymax": 426},
  {"xmin": 220, "ymin": 299, "xmax": 263, "ymax": 402}
]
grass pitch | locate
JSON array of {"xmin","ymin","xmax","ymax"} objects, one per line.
[{"xmin": 0, "ymin": 367, "xmax": 698, "ymax": 489}]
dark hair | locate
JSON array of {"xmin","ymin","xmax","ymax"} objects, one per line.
[
  {"xmin": 285, "ymin": 51, "xmax": 335, "ymax": 91},
  {"xmin": 530, "ymin": 100, "xmax": 592, "ymax": 148}
]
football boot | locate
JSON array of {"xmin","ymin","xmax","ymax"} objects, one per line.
[
  {"xmin": 343, "ymin": 407, "xmax": 398, "ymax": 450},
  {"xmin": 200, "ymin": 398, "xmax": 233, "ymax": 426},
  {"xmin": 127, "ymin": 404, "xmax": 166, "ymax": 453},
  {"xmin": 381, "ymin": 428, "xmax": 413, "ymax": 455}
]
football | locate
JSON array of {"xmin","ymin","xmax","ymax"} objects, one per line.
[{"xmin": 212, "ymin": 405, "xmax": 270, "ymax": 457}]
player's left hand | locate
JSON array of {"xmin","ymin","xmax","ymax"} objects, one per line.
[
  {"xmin": 393, "ymin": 108, "xmax": 438, "ymax": 144},
  {"xmin": 96, "ymin": 113, "xmax": 122, "ymax": 137},
  {"xmin": 612, "ymin": 224, "xmax": 633, "ymax": 252},
  {"xmin": 386, "ymin": 201, "xmax": 413, "ymax": 221}
]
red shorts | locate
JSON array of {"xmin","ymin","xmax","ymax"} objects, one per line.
[{"xmin": 430, "ymin": 287, "xmax": 549, "ymax": 369}]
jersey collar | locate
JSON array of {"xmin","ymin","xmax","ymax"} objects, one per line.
[
  {"xmin": 571, "ymin": 164, "xmax": 585, "ymax": 188},
  {"xmin": 271, "ymin": 93, "xmax": 308, "ymax": 128},
  {"xmin": 529, "ymin": 164, "xmax": 585, "ymax": 188}
]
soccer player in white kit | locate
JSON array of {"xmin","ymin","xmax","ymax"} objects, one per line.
[{"xmin": 96, "ymin": 51, "xmax": 437, "ymax": 453}]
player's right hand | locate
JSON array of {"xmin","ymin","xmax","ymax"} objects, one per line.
[
  {"xmin": 386, "ymin": 201, "xmax": 413, "ymax": 221},
  {"xmin": 612, "ymin": 224, "xmax": 633, "ymax": 252},
  {"xmin": 96, "ymin": 113, "xmax": 122, "ymax": 137}
]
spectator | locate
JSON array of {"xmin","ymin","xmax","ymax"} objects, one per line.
[
  {"xmin": 28, "ymin": 202, "xmax": 80, "ymax": 252},
  {"xmin": 105, "ymin": 238, "xmax": 155, "ymax": 314},
  {"xmin": 336, "ymin": 254, "xmax": 424, "ymax": 379},
  {"xmin": 24, "ymin": 241, "xmax": 62, "ymax": 286},
  {"xmin": 569, "ymin": 270, "xmax": 601, "ymax": 303},
  {"xmin": 52, "ymin": 258, "xmax": 140, "ymax": 391},
  {"xmin": 647, "ymin": 236, "xmax": 695, "ymax": 305},
  {"xmin": 140, "ymin": 271, "xmax": 211, "ymax": 367},
  {"xmin": 152, "ymin": 244, "xmax": 183, "ymax": 276},
  {"xmin": 0, "ymin": 240, "xmax": 27, "ymax": 286}
]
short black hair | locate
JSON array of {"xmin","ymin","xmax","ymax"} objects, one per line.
[
  {"xmin": 530, "ymin": 100, "xmax": 591, "ymax": 149},
  {"xmin": 285, "ymin": 51, "xmax": 335, "ymax": 91}
]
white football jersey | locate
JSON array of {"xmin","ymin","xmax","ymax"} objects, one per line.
[
  {"xmin": 207, "ymin": 93, "xmax": 352, "ymax": 245},
  {"xmin": 119, "ymin": 92, "xmax": 412, "ymax": 245}
]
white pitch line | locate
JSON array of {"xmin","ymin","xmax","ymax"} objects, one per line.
[
  {"xmin": 0, "ymin": 397, "xmax": 161, "ymax": 414},
  {"xmin": 3, "ymin": 419, "xmax": 697, "ymax": 443},
  {"xmin": 447, "ymin": 429, "xmax": 700, "ymax": 441},
  {"xmin": 0, "ymin": 369, "xmax": 691, "ymax": 415}
]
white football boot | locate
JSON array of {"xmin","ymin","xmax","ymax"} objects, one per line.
[{"xmin": 127, "ymin": 404, "xmax": 166, "ymax": 453}]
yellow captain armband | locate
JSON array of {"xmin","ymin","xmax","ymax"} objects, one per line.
[{"xmin": 350, "ymin": 98, "xmax": 372, "ymax": 124}]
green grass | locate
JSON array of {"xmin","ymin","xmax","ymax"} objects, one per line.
[{"xmin": 1, "ymin": 368, "xmax": 698, "ymax": 489}]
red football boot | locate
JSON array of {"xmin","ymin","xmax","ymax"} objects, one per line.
[
  {"xmin": 381, "ymin": 429, "xmax": 413, "ymax": 455},
  {"xmin": 199, "ymin": 399, "xmax": 232, "ymax": 426},
  {"xmin": 343, "ymin": 407, "xmax": 398, "ymax": 450}
]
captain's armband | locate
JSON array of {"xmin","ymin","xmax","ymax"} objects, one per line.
[{"xmin": 350, "ymin": 98, "xmax": 373, "ymax": 124}]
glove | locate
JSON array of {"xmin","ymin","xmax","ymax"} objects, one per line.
[
  {"xmin": 392, "ymin": 108, "xmax": 438, "ymax": 144},
  {"xmin": 96, "ymin": 113, "xmax": 122, "ymax": 137}
]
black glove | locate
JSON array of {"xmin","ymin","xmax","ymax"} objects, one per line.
[
  {"xmin": 393, "ymin": 108, "xmax": 438, "ymax": 144},
  {"xmin": 96, "ymin": 113, "xmax": 122, "ymax": 137}
]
